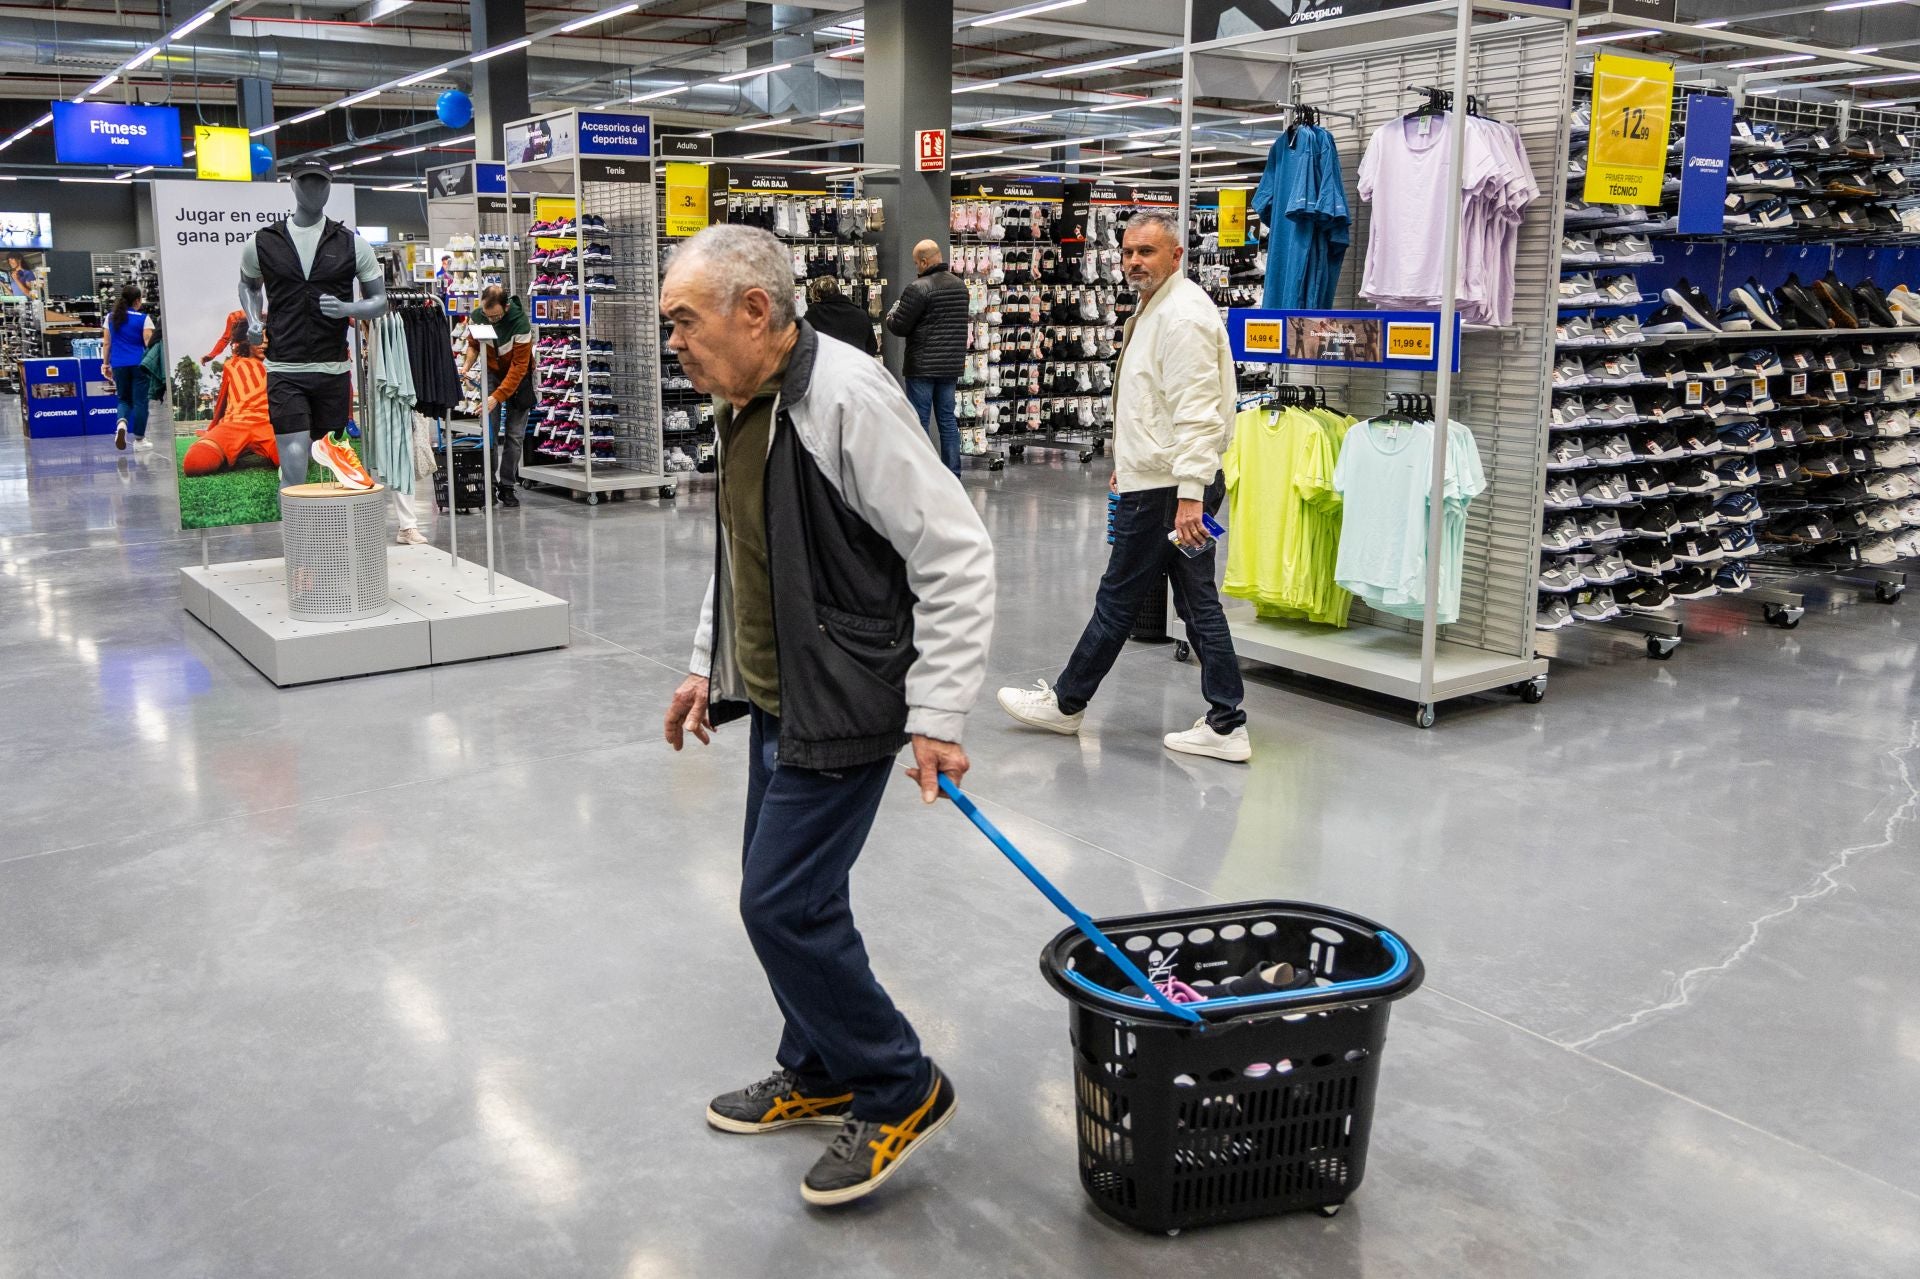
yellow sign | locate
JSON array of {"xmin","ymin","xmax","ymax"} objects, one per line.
[
  {"xmin": 534, "ymin": 195, "xmax": 576, "ymax": 249},
  {"xmin": 1217, "ymin": 187, "xmax": 1248, "ymax": 249},
  {"xmin": 194, "ymin": 125, "xmax": 252, "ymax": 182},
  {"xmin": 1386, "ymin": 322, "xmax": 1434, "ymax": 360},
  {"xmin": 664, "ymin": 162, "xmax": 709, "ymax": 238},
  {"xmin": 1243, "ymin": 320, "xmax": 1281, "ymax": 352},
  {"xmin": 1584, "ymin": 53, "xmax": 1674, "ymax": 207}
]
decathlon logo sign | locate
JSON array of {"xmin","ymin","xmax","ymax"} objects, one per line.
[{"xmin": 52, "ymin": 102, "xmax": 184, "ymax": 168}]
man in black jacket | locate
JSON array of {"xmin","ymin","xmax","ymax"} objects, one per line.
[
  {"xmin": 884, "ymin": 239, "xmax": 969, "ymax": 475},
  {"xmin": 660, "ymin": 225, "xmax": 994, "ymax": 1207}
]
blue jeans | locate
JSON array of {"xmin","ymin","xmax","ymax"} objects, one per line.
[
  {"xmin": 741, "ymin": 707, "xmax": 931, "ymax": 1122},
  {"xmin": 904, "ymin": 376, "xmax": 960, "ymax": 475},
  {"xmin": 112, "ymin": 365, "xmax": 151, "ymax": 439},
  {"xmin": 1055, "ymin": 476, "xmax": 1247, "ymax": 732}
]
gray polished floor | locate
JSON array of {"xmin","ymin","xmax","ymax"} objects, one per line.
[{"xmin": 2, "ymin": 405, "xmax": 1917, "ymax": 1278}]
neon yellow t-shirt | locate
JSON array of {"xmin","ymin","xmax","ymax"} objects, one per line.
[{"xmin": 1223, "ymin": 406, "xmax": 1352, "ymax": 626}]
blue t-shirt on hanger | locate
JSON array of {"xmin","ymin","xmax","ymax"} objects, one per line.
[{"xmin": 1251, "ymin": 124, "xmax": 1351, "ymax": 310}]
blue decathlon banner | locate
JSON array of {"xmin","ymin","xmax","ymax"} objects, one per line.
[
  {"xmin": 578, "ymin": 112, "xmax": 652, "ymax": 158},
  {"xmin": 52, "ymin": 102, "xmax": 183, "ymax": 167},
  {"xmin": 1227, "ymin": 308, "xmax": 1462, "ymax": 374},
  {"xmin": 1678, "ymin": 94, "xmax": 1734, "ymax": 236}
]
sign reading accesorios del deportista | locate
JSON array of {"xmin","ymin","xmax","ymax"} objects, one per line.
[{"xmin": 52, "ymin": 102, "xmax": 184, "ymax": 168}]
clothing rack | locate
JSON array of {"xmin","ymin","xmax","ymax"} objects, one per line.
[{"xmin": 1183, "ymin": 4, "xmax": 1575, "ymax": 727}]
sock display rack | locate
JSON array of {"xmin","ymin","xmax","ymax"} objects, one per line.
[
  {"xmin": 1195, "ymin": 7, "xmax": 1574, "ymax": 726},
  {"xmin": 949, "ymin": 179, "xmax": 1137, "ymax": 465},
  {"xmin": 652, "ymin": 167, "xmax": 888, "ymax": 479},
  {"xmin": 1541, "ymin": 90, "xmax": 1919, "ymax": 654},
  {"xmin": 90, "ymin": 249, "xmax": 159, "ymax": 315},
  {"xmin": 505, "ymin": 109, "xmax": 671, "ymax": 504},
  {"xmin": 0, "ymin": 294, "xmax": 39, "ymax": 388}
]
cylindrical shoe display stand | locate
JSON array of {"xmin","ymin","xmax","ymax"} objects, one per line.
[{"xmin": 280, "ymin": 483, "xmax": 390, "ymax": 622}]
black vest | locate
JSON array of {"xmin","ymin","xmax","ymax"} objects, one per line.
[{"xmin": 254, "ymin": 217, "xmax": 356, "ymax": 364}]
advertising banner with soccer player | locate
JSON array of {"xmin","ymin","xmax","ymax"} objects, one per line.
[{"xmin": 149, "ymin": 179, "xmax": 360, "ymax": 530}]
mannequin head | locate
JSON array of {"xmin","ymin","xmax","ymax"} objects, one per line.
[{"xmin": 289, "ymin": 168, "xmax": 332, "ymax": 223}]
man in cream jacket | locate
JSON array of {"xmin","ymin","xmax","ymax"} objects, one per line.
[{"xmin": 997, "ymin": 209, "xmax": 1249, "ymax": 762}]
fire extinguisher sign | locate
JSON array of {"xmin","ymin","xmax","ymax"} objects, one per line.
[{"xmin": 916, "ymin": 128, "xmax": 947, "ymax": 172}]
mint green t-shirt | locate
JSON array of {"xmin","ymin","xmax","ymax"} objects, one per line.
[{"xmin": 1332, "ymin": 418, "xmax": 1485, "ymax": 624}]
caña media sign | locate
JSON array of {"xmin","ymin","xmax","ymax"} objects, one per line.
[{"xmin": 52, "ymin": 103, "xmax": 184, "ymax": 168}]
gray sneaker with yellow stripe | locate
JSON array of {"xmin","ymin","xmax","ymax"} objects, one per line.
[
  {"xmin": 706, "ymin": 1068, "xmax": 854, "ymax": 1134},
  {"xmin": 800, "ymin": 1061, "xmax": 958, "ymax": 1206}
]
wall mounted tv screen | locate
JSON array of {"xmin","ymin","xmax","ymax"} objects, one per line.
[{"xmin": 0, "ymin": 214, "xmax": 52, "ymax": 249}]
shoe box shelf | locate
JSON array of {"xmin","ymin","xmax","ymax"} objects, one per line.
[
  {"xmin": 1543, "ymin": 91, "xmax": 1920, "ymax": 651},
  {"xmin": 505, "ymin": 108, "xmax": 671, "ymax": 505}
]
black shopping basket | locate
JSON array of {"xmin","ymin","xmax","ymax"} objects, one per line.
[
  {"xmin": 936, "ymin": 778, "xmax": 1425, "ymax": 1235},
  {"xmin": 1041, "ymin": 902, "xmax": 1423, "ymax": 1233}
]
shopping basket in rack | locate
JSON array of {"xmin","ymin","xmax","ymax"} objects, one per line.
[{"xmin": 939, "ymin": 777, "xmax": 1424, "ymax": 1234}]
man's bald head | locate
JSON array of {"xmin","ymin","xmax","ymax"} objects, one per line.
[{"xmin": 912, "ymin": 239, "xmax": 943, "ymax": 270}]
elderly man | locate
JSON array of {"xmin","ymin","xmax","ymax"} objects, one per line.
[
  {"xmin": 884, "ymin": 238, "xmax": 970, "ymax": 474},
  {"xmin": 997, "ymin": 209, "xmax": 1250, "ymax": 762},
  {"xmin": 661, "ymin": 225, "xmax": 995, "ymax": 1206}
]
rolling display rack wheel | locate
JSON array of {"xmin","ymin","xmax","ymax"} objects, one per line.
[
  {"xmin": 988, "ymin": 456, "xmax": 1006, "ymax": 472},
  {"xmin": 1079, "ymin": 449, "xmax": 1095, "ymax": 463},
  {"xmin": 1646, "ymin": 635, "xmax": 1680, "ymax": 661},
  {"xmin": 1173, "ymin": 640, "xmax": 1191, "ymax": 663},
  {"xmin": 1876, "ymin": 581, "xmax": 1903, "ymax": 604},
  {"xmin": 585, "ymin": 492, "xmax": 600, "ymax": 506},
  {"xmin": 1519, "ymin": 676, "xmax": 1548, "ymax": 703},
  {"xmin": 1763, "ymin": 602, "xmax": 1803, "ymax": 629},
  {"xmin": 1414, "ymin": 703, "xmax": 1435, "ymax": 729},
  {"xmin": 658, "ymin": 484, "xmax": 676, "ymax": 500}
]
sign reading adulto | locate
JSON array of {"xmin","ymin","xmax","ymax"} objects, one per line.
[
  {"xmin": 52, "ymin": 102, "xmax": 183, "ymax": 167},
  {"xmin": 1584, "ymin": 53, "xmax": 1675, "ymax": 207}
]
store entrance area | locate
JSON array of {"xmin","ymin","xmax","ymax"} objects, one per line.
[{"xmin": 2, "ymin": 399, "xmax": 1914, "ymax": 1276}]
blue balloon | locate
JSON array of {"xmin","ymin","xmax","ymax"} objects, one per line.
[
  {"xmin": 249, "ymin": 142, "xmax": 273, "ymax": 177},
  {"xmin": 436, "ymin": 90, "xmax": 473, "ymax": 130}
]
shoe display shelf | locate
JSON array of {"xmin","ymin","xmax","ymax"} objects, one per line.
[
  {"xmin": 427, "ymin": 162, "xmax": 533, "ymax": 430},
  {"xmin": 1200, "ymin": 9, "xmax": 1573, "ymax": 726},
  {"xmin": 506, "ymin": 108, "xmax": 672, "ymax": 505},
  {"xmin": 649, "ymin": 168, "xmax": 889, "ymax": 481},
  {"xmin": 90, "ymin": 248, "xmax": 160, "ymax": 317},
  {"xmin": 1550, "ymin": 91, "xmax": 1919, "ymax": 633},
  {"xmin": 951, "ymin": 179, "xmax": 1124, "ymax": 466},
  {"xmin": 0, "ymin": 294, "xmax": 40, "ymax": 390}
]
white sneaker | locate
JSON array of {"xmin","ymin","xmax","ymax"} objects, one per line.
[
  {"xmin": 1162, "ymin": 718, "xmax": 1251, "ymax": 762},
  {"xmin": 396, "ymin": 527, "xmax": 428, "ymax": 545},
  {"xmin": 133, "ymin": 437, "xmax": 155, "ymax": 451},
  {"xmin": 115, "ymin": 422, "xmax": 127, "ymax": 450},
  {"xmin": 996, "ymin": 680, "xmax": 1083, "ymax": 735}
]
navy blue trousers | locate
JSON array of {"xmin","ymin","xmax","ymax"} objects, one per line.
[{"xmin": 742, "ymin": 707, "xmax": 930, "ymax": 1121}]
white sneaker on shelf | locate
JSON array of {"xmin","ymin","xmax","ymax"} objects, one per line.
[
  {"xmin": 1162, "ymin": 718, "xmax": 1252, "ymax": 763},
  {"xmin": 996, "ymin": 680, "xmax": 1083, "ymax": 735},
  {"xmin": 133, "ymin": 437, "xmax": 155, "ymax": 451}
]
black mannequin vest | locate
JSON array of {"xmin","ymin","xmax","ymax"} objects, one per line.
[{"xmin": 254, "ymin": 217, "xmax": 355, "ymax": 365}]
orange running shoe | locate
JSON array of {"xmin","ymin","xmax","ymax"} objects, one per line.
[{"xmin": 312, "ymin": 431, "xmax": 375, "ymax": 490}]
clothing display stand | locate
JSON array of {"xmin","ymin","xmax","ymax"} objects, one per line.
[
  {"xmin": 506, "ymin": 107, "xmax": 671, "ymax": 504},
  {"xmin": 0, "ymin": 294, "xmax": 39, "ymax": 389},
  {"xmin": 1190, "ymin": 2, "xmax": 1575, "ymax": 727}
]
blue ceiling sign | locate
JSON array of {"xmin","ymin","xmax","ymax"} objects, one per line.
[{"xmin": 51, "ymin": 102, "xmax": 184, "ymax": 168}]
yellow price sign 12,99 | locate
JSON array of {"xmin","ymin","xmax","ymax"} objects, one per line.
[{"xmin": 1583, "ymin": 53, "xmax": 1674, "ymax": 207}]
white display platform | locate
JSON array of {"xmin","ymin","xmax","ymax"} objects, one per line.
[{"xmin": 180, "ymin": 546, "xmax": 570, "ymax": 686}]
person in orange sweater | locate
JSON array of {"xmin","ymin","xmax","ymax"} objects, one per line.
[
  {"xmin": 201, "ymin": 309, "xmax": 258, "ymax": 363},
  {"xmin": 458, "ymin": 285, "xmax": 533, "ymax": 508},
  {"xmin": 183, "ymin": 316, "xmax": 280, "ymax": 476}
]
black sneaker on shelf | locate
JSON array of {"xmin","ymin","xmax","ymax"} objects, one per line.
[
  {"xmin": 1625, "ymin": 540, "xmax": 1677, "ymax": 575},
  {"xmin": 1620, "ymin": 578, "xmax": 1676, "ymax": 615},
  {"xmin": 1813, "ymin": 273, "xmax": 1861, "ymax": 328},
  {"xmin": 1661, "ymin": 279, "xmax": 1722, "ymax": 331},
  {"xmin": 1774, "ymin": 274, "xmax": 1832, "ymax": 330},
  {"xmin": 1643, "ymin": 304, "xmax": 1695, "ymax": 335},
  {"xmin": 1668, "ymin": 566, "xmax": 1719, "ymax": 599},
  {"xmin": 800, "ymin": 1062, "xmax": 957, "ymax": 1206},
  {"xmin": 706, "ymin": 1068, "xmax": 855, "ymax": 1134},
  {"xmin": 1853, "ymin": 279, "xmax": 1900, "ymax": 328}
]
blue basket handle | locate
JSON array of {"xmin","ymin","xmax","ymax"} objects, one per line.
[{"xmin": 937, "ymin": 775, "xmax": 1204, "ymax": 1025}]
